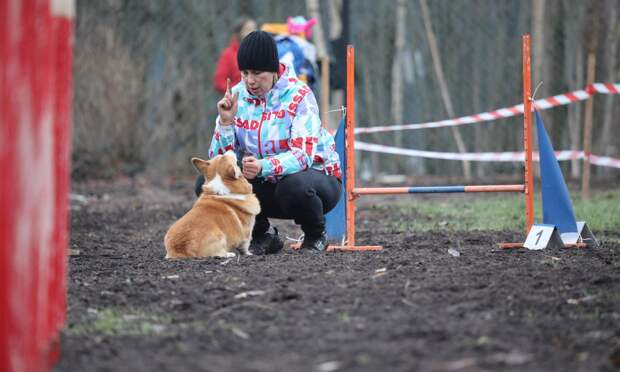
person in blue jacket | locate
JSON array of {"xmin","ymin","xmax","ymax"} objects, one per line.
[{"xmin": 199, "ymin": 31, "xmax": 341, "ymax": 254}]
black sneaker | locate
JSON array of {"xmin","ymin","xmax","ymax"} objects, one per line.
[
  {"xmin": 249, "ymin": 227, "xmax": 284, "ymax": 255},
  {"xmin": 300, "ymin": 231, "xmax": 329, "ymax": 252}
]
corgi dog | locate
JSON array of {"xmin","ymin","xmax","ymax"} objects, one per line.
[{"xmin": 164, "ymin": 151, "xmax": 260, "ymax": 258}]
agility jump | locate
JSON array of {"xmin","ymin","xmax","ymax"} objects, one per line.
[
  {"xmin": 327, "ymin": 37, "xmax": 535, "ymax": 251},
  {"xmin": 327, "ymin": 35, "xmax": 610, "ymax": 252}
]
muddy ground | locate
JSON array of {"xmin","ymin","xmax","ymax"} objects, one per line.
[{"xmin": 55, "ymin": 177, "xmax": 620, "ymax": 372}]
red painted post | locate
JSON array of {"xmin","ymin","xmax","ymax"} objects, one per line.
[
  {"xmin": 0, "ymin": 1, "xmax": 73, "ymax": 371},
  {"xmin": 345, "ymin": 45, "xmax": 356, "ymax": 247}
]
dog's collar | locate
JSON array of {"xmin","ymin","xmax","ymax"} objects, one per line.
[{"xmin": 208, "ymin": 194, "xmax": 247, "ymax": 201}]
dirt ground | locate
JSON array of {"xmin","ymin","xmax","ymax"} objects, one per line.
[{"xmin": 55, "ymin": 177, "xmax": 620, "ymax": 372}]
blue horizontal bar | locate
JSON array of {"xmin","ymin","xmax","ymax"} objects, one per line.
[{"xmin": 407, "ymin": 186, "xmax": 466, "ymax": 193}]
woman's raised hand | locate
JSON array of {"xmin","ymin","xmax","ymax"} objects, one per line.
[{"xmin": 217, "ymin": 78, "xmax": 239, "ymax": 125}]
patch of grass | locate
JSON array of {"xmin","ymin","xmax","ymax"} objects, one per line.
[
  {"xmin": 67, "ymin": 308, "xmax": 171, "ymax": 336},
  {"xmin": 572, "ymin": 191, "xmax": 620, "ymax": 231},
  {"xmin": 383, "ymin": 189, "xmax": 620, "ymax": 235}
]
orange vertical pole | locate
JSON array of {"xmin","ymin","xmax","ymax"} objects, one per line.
[
  {"xmin": 345, "ymin": 45, "xmax": 356, "ymax": 246},
  {"xmin": 522, "ymin": 35, "xmax": 535, "ymax": 233}
]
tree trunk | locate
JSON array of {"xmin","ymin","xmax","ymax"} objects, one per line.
[
  {"xmin": 305, "ymin": 0, "xmax": 327, "ymax": 58},
  {"xmin": 599, "ymin": 0, "xmax": 618, "ymax": 178},
  {"xmin": 305, "ymin": 0, "xmax": 330, "ymax": 129},
  {"xmin": 327, "ymin": 0, "xmax": 342, "ymax": 40},
  {"xmin": 419, "ymin": 0, "xmax": 471, "ymax": 181},
  {"xmin": 581, "ymin": 53, "xmax": 596, "ymax": 199},
  {"xmin": 568, "ymin": 49, "xmax": 584, "ymax": 179},
  {"xmin": 532, "ymin": 0, "xmax": 546, "ymax": 183},
  {"xmin": 473, "ymin": 39, "xmax": 484, "ymax": 179},
  {"xmin": 327, "ymin": 0, "xmax": 344, "ymax": 129},
  {"xmin": 563, "ymin": 1, "xmax": 586, "ymax": 179},
  {"xmin": 532, "ymin": 0, "xmax": 545, "ymax": 91},
  {"xmin": 362, "ymin": 57, "xmax": 380, "ymax": 179},
  {"xmin": 391, "ymin": 0, "xmax": 406, "ymax": 173}
]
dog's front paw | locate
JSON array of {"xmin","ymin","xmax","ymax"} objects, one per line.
[{"xmin": 223, "ymin": 252, "xmax": 237, "ymax": 258}]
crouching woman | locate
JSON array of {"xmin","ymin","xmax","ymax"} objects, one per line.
[{"xmin": 198, "ymin": 31, "xmax": 341, "ymax": 254}]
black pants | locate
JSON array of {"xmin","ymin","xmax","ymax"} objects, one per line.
[{"xmin": 195, "ymin": 169, "xmax": 341, "ymax": 238}]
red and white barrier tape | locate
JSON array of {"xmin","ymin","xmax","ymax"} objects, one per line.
[
  {"xmin": 589, "ymin": 154, "xmax": 620, "ymax": 169},
  {"xmin": 355, "ymin": 141, "xmax": 620, "ymax": 169},
  {"xmin": 355, "ymin": 83, "xmax": 620, "ymax": 134}
]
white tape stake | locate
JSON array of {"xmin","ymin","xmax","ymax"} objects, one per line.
[
  {"xmin": 523, "ymin": 224, "xmax": 564, "ymax": 250},
  {"xmin": 51, "ymin": 0, "xmax": 75, "ymax": 18}
]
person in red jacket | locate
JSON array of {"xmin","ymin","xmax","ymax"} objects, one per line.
[{"xmin": 213, "ymin": 17, "xmax": 257, "ymax": 94}]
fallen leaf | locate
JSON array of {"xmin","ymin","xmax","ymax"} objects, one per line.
[
  {"xmin": 444, "ymin": 358, "xmax": 476, "ymax": 370},
  {"xmin": 231, "ymin": 327, "xmax": 249, "ymax": 339},
  {"xmin": 317, "ymin": 360, "xmax": 341, "ymax": 372},
  {"xmin": 488, "ymin": 351, "xmax": 531, "ymax": 365},
  {"xmin": 234, "ymin": 290, "xmax": 266, "ymax": 299},
  {"xmin": 567, "ymin": 295, "xmax": 597, "ymax": 305}
]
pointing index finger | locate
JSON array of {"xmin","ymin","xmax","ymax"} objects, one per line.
[{"xmin": 226, "ymin": 78, "xmax": 231, "ymax": 95}]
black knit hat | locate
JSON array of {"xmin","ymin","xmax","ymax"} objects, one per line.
[{"xmin": 237, "ymin": 31, "xmax": 279, "ymax": 72}]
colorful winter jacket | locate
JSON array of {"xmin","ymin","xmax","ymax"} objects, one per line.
[{"xmin": 208, "ymin": 63, "xmax": 341, "ymax": 182}]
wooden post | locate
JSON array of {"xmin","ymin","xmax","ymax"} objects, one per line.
[
  {"xmin": 522, "ymin": 35, "xmax": 535, "ymax": 234},
  {"xmin": 419, "ymin": 0, "xmax": 471, "ymax": 181},
  {"xmin": 581, "ymin": 52, "xmax": 596, "ymax": 199}
]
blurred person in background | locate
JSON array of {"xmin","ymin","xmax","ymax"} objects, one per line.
[
  {"xmin": 199, "ymin": 31, "xmax": 341, "ymax": 254},
  {"xmin": 212, "ymin": 17, "xmax": 257, "ymax": 94}
]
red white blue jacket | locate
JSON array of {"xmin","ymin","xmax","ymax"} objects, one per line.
[{"xmin": 208, "ymin": 63, "xmax": 341, "ymax": 182}]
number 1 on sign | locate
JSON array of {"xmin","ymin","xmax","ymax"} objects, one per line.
[
  {"xmin": 535, "ymin": 229, "xmax": 544, "ymax": 245},
  {"xmin": 523, "ymin": 224, "xmax": 557, "ymax": 250}
]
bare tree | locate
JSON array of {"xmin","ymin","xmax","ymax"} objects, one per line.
[
  {"xmin": 391, "ymin": 0, "xmax": 406, "ymax": 156},
  {"xmin": 599, "ymin": 0, "xmax": 618, "ymax": 177},
  {"xmin": 419, "ymin": 0, "xmax": 471, "ymax": 181},
  {"xmin": 532, "ymin": 0, "xmax": 546, "ymax": 92},
  {"xmin": 305, "ymin": 0, "xmax": 330, "ymax": 128},
  {"xmin": 563, "ymin": 0, "xmax": 586, "ymax": 179},
  {"xmin": 327, "ymin": 0, "xmax": 344, "ymax": 127}
]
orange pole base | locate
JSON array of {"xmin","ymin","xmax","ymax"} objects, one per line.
[
  {"xmin": 497, "ymin": 242, "xmax": 525, "ymax": 249},
  {"xmin": 290, "ymin": 243, "xmax": 383, "ymax": 251},
  {"xmin": 327, "ymin": 245, "xmax": 383, "ymax": 252}
]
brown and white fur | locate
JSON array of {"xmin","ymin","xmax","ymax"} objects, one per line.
[{"xmin": 164, "ymin": 151, "xmax": 260, "ymax": 258}]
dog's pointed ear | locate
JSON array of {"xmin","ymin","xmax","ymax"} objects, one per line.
[
  {"xmin": 226, "ymin": 163, "xmax": 242, "ymax": 179},
  {"xmin": 191, "ymin": 157, "xmax": 210, "ymax": 174}
]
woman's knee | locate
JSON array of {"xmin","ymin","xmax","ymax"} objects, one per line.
[
  {"xmin": 274, "ymin": 171, "xmax": 339, "ymax": 212},
  {"xmin": 322, "ymin": 177, "xmax": 342, "ymax": 213},
  {"xmin": 275, "ymin": 181, "xmax": 317, "ymax": 207}
]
